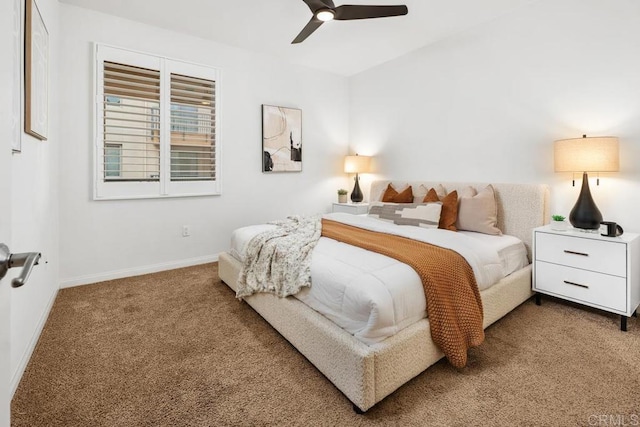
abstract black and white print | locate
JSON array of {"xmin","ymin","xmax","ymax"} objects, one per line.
[{"xmin": 262, "ymin": 105, "xmax": 302, "ymax": 172}]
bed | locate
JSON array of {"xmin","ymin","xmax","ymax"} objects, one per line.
[{"xmin": 219, "ymin": 180, "xmax": 549, "ymax": 412}]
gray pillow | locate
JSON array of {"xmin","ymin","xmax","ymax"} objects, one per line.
[{"xmin": 369, "ymin": 202, "xmax": 442, "ymax": 228}]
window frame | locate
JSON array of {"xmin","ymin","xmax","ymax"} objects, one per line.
[{"xmin": 94, "ymin": 43, "xmax": 222, "ymax": 200}]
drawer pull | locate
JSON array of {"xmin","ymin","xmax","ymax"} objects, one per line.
[
  {"xmin": 563, "ymin": 250, "xmax": 589, "ymax": 257},
  {"xmin": 563, "ymin": 280, "xmax": 589, "ymax": 289}
]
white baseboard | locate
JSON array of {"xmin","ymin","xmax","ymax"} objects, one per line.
[
  {"xmin": 10, "ymin": 287, "xmax": 58, "ymax": 398},
  {"xmin": 59, "ymin": 254, "xmax": 219, "ymax": 289}
]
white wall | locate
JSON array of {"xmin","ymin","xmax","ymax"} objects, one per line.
[
  {"xmin": 349, "ymin": 0, "xmax": 640, "ymax": 230},
  {"xmin": 58, "ymin": 4, "xmax": 349, "ymax": 286},
  {"xmin": 10, "ymin": 0, "xmax": 60, "ymax": 395}
]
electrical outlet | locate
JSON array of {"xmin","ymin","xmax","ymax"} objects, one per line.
[{"xmin": 182, "ymin": 225, "xmax": 191, "ymax": 237}]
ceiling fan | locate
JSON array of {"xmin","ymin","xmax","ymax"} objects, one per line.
[{"xmin": 292, "ymin": 0, "xmax": 408, "ymax": 44}]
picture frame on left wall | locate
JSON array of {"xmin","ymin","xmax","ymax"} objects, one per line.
[
  {"xmin": 25, "ymin": 0, "xmax": 49, "ymax": 141},
  {"xmin": 262, "ymin": 105, "xmax": 302, "ymax": 173}
]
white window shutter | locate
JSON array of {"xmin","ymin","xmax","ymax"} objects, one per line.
[
  {"xmin": 94, "ymin": 44, "xmax": 220, "ymax": 200},
  {"xmin": 103, "ymin": 62, "xmax": 161, "ymax": 182},
  {"xmin": 169, "ymin": 73, "xmax": 216, "ymax": 182}
]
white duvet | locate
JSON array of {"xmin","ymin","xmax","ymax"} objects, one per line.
[{"xmin": 230, "ymin": 212, "xmax": 527, "ymax": 344}]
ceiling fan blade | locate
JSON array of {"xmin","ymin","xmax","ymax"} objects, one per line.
[
  {"xmin": 302, "ymin": 0, "xmax": 335, "ymax": 13},
  {"xmin": 292, "ymin": 18, "xmax": 324, "ymax": 44},
  {"xmin": 334, "ymin": 5, "xmax": 408, "ymax": 20}
]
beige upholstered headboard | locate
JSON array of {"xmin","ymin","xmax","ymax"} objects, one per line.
[{"xmin": 369, "ymin": 181, "xmax": 550, "ymax": 262}]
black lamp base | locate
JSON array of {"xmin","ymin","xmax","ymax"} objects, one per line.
[
  {"xmin": 569, "ymin": 172, "xmax": 603, "ymax": 230},
  {"xmin": 350, "ymin": 174, "xmax": 363, "ymax": 203}
]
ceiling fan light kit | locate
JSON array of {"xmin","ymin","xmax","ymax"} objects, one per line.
[
  {"xmin": 316, "ymin": 9, "xmax": 335, "ymax": 21},
  {"xmin": 293, "ymin": 0, "xmax": 408, "ymax": 44}
]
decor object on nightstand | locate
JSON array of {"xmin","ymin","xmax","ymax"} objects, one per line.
[
  {"xmin": 344, "ymin": 154, "xmax": 371, "ymax": 203},
  {"xmin": 601, "ymin": 221, "xmax": 624, "ymax": 237},
  {"xmin": 337, "ymin": 189, "xmax": 348, "ymax": 203},
  {"xmin": 550, "ymin": 214, "xmax": 568, "ymax": 231},
  {"xmin": 554, "ymin": 135, "xmax": 619, "ymax": 230},
  {"xmin": 533, "ymin": 225, "xmax": 640, "ymax": 331}
]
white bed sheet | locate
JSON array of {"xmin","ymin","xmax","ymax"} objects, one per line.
[
  {"xmin": 229, "ymin": 213, "xmax": 528, "ymax": 344},
  {"xmin": 457, "ymin": 231, "xmax": 528, "ymax": 277}
]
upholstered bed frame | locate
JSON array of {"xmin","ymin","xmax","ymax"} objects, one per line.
[{"xmin": 219, "ymin": 181, "xmax": 549, "ymax": 412}]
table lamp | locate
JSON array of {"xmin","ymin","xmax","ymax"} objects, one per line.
[
  {"xmin": 344, "ymin": 154, "xmax": 371, "ymax": 203},
  {"xmin": 554, "ymin": 135, "xmax": 619, "ymax": 230}
]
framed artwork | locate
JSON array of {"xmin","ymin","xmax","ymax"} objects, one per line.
[
  {"xmin": 12, "ymin": 0, "xmax": 22, "ymax": 151},
  {"xmin": 25, "ymin": 0, "xmax": 49, "ymax": 141},
  {"xmin": 262, "ymin": 105, "xmax": 302, "ymax": 172}
]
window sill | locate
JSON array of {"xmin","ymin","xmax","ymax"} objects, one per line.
[{"xmin": 93, "ymin": 192, "xmax": 221, "ymax": 201}]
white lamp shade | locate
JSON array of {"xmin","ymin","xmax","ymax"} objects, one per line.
[
  {"xmin": 554, "ymin": 136, "xmax": 619, "ymax": 172},
  {"xmin": 344, "ymin": 155, "xmax": 371, "ymax": 174}
]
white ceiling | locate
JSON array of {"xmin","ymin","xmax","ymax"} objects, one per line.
[{"xmin": 59, "ymin": 0, "xmax": 537, "ymax": 76}]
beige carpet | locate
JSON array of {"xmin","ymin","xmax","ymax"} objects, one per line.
[{"xmin": 11, "ymin": 263, "xmax": 640, "ymax": 426}]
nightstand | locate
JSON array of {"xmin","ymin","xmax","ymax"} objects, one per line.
[
  {"xmin": 332, "ymin": 202, "xmax": 369, "ymax": 215},
  {"xmin": 533, "ymin": 225, "xmax": 640, "ymax": 331}
]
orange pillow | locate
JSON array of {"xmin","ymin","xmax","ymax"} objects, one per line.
[
  {"xmin": 382, "ymin": 184, "xmax": 414, "ymax": 203},
  {"xmin": 423, "ymin": 188, "xmax": 458, "ymax": 231}
]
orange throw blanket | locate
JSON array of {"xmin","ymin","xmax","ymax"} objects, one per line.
[{"xmin": 321, "ymin": 219, "xmax": 484, "ymax": 368}]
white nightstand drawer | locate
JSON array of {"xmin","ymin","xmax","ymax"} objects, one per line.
[
  {"xmin": 536, "ymin": 232, "xmax": 627, "ymax": 277},
  {"xmin": 535, "ymin": 261, "xmax": 626, "ymax": 312},
  {"xmin": 332, "ymin": 203, "xmax": 369, "ymax": 215}
]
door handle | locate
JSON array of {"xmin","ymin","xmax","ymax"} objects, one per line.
[{"xmin": 0, "ymin": 243, "xmax": 41, "ymax": 288}]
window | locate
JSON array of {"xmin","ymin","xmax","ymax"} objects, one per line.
[
  {"xmin": 171, "ymin": 147, "xmax": 213, "ymax": 180},
  {"xmin": 101, "ymin": 61, "xmax": 160, "ymax": 183},
  {"xmin": 171, "ymin": 104, "xmax": 198, "ymax": 133},
  {"xmin": 170, "ymin": 73, "xmax": 216, "ymax": 182},
  {"xmin": 104, "ymin": 144, "xmax": 122, "ymax": 178},
  {"xmin": 105, "ymin": 95, "xmax": 121, "ymax": 105},
  {"xmin": 95, "ymin": 44, "xmax": 220, "ymax": 199}
]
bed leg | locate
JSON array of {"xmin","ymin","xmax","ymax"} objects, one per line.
[
  {"xmin": 535, "ymin": 293, "xmax": 541, "ymax": 306},
  {"xmin": 352, "ymin": 404, "xmax": 366, "ymax": 414}
]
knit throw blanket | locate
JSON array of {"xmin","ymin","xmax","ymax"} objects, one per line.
[
  {"xmin": 321, "ymin": 218, "xmax": 484, "ymax": 368},
  {"xmin": 237, "ymin": 216, "xmax": 322, "ymax": 298}
]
